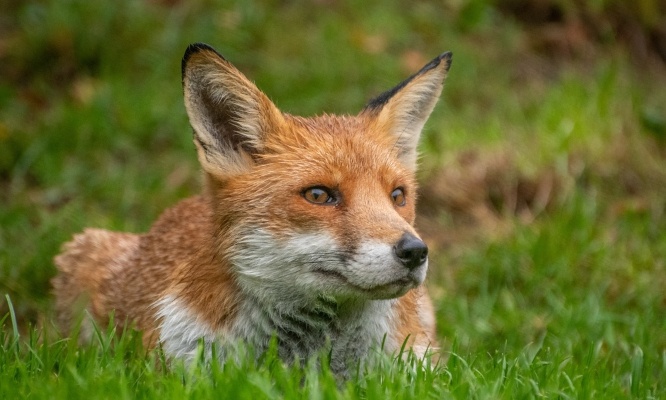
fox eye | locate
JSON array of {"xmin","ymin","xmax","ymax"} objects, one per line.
[
  {"xmin": 391, "ymin": 188, "xmax": 406, "ymax": 207},
  {"xmin": 303, "ymin": 187, "xmax": 337, "ymax": 205}
]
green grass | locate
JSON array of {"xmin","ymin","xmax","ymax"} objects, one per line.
[{"xmin": 2, "ymin": 0, "xmax": 666, "ymax": 398}]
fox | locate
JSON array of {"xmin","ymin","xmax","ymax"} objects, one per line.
[{"xmin": 52, "ymin": 43, "xmax": 452, "ymax": 374}]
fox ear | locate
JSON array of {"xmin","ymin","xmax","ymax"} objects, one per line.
[
  {"xmin": 182, "ymin": 43, "xmax": 284, "ymax": 178},
  {"xmin": 361, "ymin": 52, "xmax": 452, "ymax": 171}
]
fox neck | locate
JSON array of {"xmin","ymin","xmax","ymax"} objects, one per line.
[{"xmin": 231, "ymin": 292, "xmax": 397, "ymax": 372}]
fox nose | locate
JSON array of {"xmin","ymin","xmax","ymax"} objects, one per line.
[{"xmin": 393, "ymin": 233, "xmax": 428, "ymax": 270}]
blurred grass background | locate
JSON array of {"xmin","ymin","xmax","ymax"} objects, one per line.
[{"xmin": 1, "ymin": 0, "xmax": 666, "ymax": 396}]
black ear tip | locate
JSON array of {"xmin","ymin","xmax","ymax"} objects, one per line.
[
  {"xmin": 181, "ymin": 43, "xmax": 227, "ymax": 81},
  {"xmin": 417, "ymin": 51, "xmax": 453, "ymax": 75},
  {"xmin": 430, "ymin": 51, "xmax": 452, "ymax": 72},
  {"xmin": 438, "ymin": 51, "xmax": 453, "ymax": 60},
  {"xmin": 439, "ymin": 51, "xmax": 453, "ymax": 71}
]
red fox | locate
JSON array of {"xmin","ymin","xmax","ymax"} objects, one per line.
[{"xmin": 53, "ymin": 43, "xmax": 452, "ymax": 373}]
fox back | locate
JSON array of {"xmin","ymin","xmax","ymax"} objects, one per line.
[{"xmin": 53, "ymin": 43, "xmax": 452, "ymax": 373}]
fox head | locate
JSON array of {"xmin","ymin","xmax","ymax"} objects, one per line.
[{"xmin": 182, "ymin": 43, "xmax": 451, "ymax": 304}]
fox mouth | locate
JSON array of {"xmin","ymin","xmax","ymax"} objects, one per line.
[{"xmin": 313, "ymin": 268, "xmax": 417, "ymax": 298}]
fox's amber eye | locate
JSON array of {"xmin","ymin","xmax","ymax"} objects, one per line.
[
  {"xmin": 303, "ymin": 187, "xmax": 336, "ymax": 205},
  {"xmin": 391, "ymin": 188, "xmax": 406, "ymax": 207}
]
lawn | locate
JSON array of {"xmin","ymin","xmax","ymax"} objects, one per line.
[{"xmin": 1, "ymin": 0, "xmax": 665, "ymax": 398}]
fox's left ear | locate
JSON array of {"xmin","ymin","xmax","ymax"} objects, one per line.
[{"xmin": 361, "ymin": 52, "xmax": 452, "ymax": 171}]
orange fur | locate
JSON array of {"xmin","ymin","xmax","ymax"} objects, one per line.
[{"xmin": 53, "ymin": 43, "xmax": 452, "ymax": 370}]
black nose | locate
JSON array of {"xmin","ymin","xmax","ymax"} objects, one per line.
[{"xmin": 393, "ymin": 233, "xmax": 428, "ymax": 270}]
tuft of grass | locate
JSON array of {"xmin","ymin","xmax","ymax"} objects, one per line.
[{"xmin": 2, "ymin": 312, "xmax": 663, "ymax": 398}]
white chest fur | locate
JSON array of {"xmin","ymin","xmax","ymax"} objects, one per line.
[{"xmin": 155, "ymin": 293, "xmax": 398, "ymax": 371}]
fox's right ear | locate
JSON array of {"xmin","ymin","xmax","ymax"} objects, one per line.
[{"xmin": 182, "ymin": 43, "xmax": 284, "ymax": 178}]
